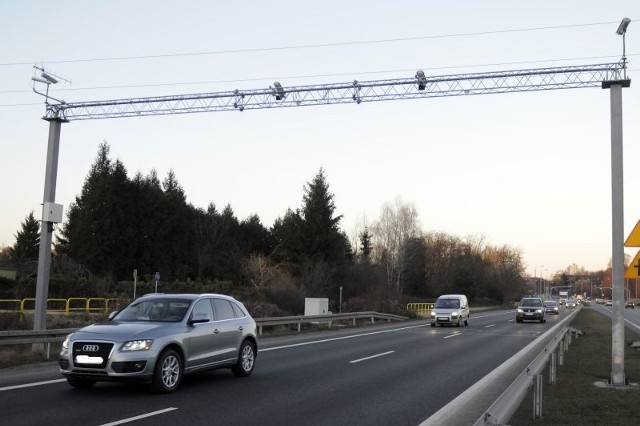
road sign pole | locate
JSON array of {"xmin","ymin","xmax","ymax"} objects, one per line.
[
  {"xmin": 133, "ymin": 269, "xmax": 137, "ymax": 299},
  {"xmin": 34, "ymin": 117, "xmax": 64, "ymax": 335},
  {"xmin": 607, "ymin": 80, "xmax": 628, "ymax": 386}
]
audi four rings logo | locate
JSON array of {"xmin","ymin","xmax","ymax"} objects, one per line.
[{"xmin": 82, "ymin": 344, "xmax": 99, "ymax": 352}]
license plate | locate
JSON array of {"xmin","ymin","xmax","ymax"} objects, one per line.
[
  {"xmin": 437, "ymin": 317, "xmax": 448, "ymax": 321},
  {"xmin": 525, "ymin": 313, "xmax": 533, "ymax": 316},
  {"xmin": 76, "ymin": 355, "xmax": 103, "ymax": 364}
]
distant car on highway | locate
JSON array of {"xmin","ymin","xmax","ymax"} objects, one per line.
[
  {"xmin": 59, "ymin": 293, "xmax": 258, "ymax": 393},
  {"xmin": 605, "ymin": 300, "xmax": 613, "ymax": 306},
  {"xmin": 626, "ymin": 300, "xmax": 635, "ymax": 309},
  {"xmin": 543, "ymin": 300, "xmax": 559, "ymax": 314},
  {"xmin": 516, "ymin": 297, "xmax": 545, "ymax": 323},
  {"xmin": 565, "ymin": 299, "xmax": 577, "ymax": 309}
]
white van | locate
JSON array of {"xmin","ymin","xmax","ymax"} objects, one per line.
[{"xmin": 430, "ymin": 294, "xmax": 470, "ymax": 327}]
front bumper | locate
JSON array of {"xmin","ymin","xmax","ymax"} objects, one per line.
[
  {"xmin": 516, "ymin": 309, "xmax": 544, "ymax": 321},
  {"xmin": 430, "ymin": 314, "xmax": 461, "ymax": 325},
  {"xmin": 59, "ymin": 339, "xmax": 158, "ymax": 384}
]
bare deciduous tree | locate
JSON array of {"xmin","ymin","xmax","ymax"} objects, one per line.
[{"xmin": 370, "ymin": 197, "xmax": 422, "ymax": 293}]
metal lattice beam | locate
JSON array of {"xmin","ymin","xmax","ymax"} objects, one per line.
[{"xmin": 43, "ymin": 62, "xmax": 626, "ymax": 121}]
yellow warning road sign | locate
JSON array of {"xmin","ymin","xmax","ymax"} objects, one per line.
[
  {"xmin": 625, "ymin": 251, "xmax": 640, "ymax": 278},
  {"xmin": 625, "ymin": 220, "xmax": 640, "ymax": 247}
]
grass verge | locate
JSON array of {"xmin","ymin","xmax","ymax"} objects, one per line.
[{"xmin": 509, "ymin": 308, "xmax": 640, "ymax": 425}]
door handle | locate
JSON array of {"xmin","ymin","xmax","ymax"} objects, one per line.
[
  {"xmin": 238, "ymin": 326, "xmax": 243, "ymax": 331},
  {"xmin": 213, "ymin": 329, "xmax": 219, "ymax": 334}
]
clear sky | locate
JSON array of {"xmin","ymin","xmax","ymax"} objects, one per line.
[{"xmin": 1, "ymin": 0, "xmax": 639, "ymax": 280}]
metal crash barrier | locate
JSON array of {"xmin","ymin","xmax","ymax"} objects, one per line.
[{"xmin": 0, "ymin": 297, "xmax": 119, "ymax": 314}]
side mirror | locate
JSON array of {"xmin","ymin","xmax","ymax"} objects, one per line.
[
  {"xmin": 108, "ymin": 311, "xmax": 118, "ymax": 320},
  {"xmin": 188, "ymin": 312, "xmax": 210, "ymax": 325}
]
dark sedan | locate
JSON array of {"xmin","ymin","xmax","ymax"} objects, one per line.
[
  {"xmin": 516, "ymin": 297, "xmax": 545, "ymax": 323},
  {"xmin": 543, "ymin": 300, "xmax": 559, "ymax": 314}
]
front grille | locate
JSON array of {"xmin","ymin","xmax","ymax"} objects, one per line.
[
  {"xmin": 112, "ymin": 361, "xmax": 147, "ymax": 373},
  {"xmin": 72, "ymin": 341, "xmax": 114, "ymax": 368}
]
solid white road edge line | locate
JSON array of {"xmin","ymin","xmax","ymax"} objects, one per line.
[
  {"xmin": 100, "ymin": 407, "xmax": 178, "ymax": 426},
  {"xmin": 0, "ymin": 378, "xmax": 66, "ymax": 392}
]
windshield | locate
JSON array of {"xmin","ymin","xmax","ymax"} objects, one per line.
[
  {"xmin": 544, "ymin": 301, "xmax": 557, "ymax": 306},
  {"xmin": 435, "ymin": 298, "xmax": 460, "ymax": 309},
  {"xmin": 520, "ymin": 299, "xmax": 542, "ymax": 307},
  {"xmin": 113, "ymin": 298, "xmax": 192, "ymax": 322}
]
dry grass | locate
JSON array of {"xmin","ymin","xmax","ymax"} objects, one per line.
[
  {"xmin": 509, "ymin": 308, "xmax": 640, "ymax": 425},
  {"xmin": 0, "ymin": 312, "xmax": 107, "ymax": 369}
]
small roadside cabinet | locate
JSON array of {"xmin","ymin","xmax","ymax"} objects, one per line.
[{"xmin": 305, "ymin": 298, "xmax": 329, "ymax": 316}]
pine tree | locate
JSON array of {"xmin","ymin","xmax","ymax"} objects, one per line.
[
  {"xmin": 56, "ymin": 142, "xmax": 138, "ymax": 279},
  {"xmin": 299, "ymin": 168, "xmax": 350, "ymax": 263},
  {"xmin": 10, "ymin": 211, "xmax": 41, "ymax": 269},
  {"xmin": 359, "ymin": 227, "xmax": 373, "ymax": 261}
]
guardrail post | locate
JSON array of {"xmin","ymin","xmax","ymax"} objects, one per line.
[
  {"xmin": 533, "ymin": 374, "xmax": 543, "ymax": 419},
  {"xmin": 258, "ymin": 325, "xmax": 263, "ymax": 336},
  {"xmin": 298, "ymin": 321, "xmax": 301, "ymax": 333},
  {"xmin": 549, "ymin": 352, "xmax": 557, "ymax": 385},
  {"xmin": 353, "ymin": 318, "xmax": 356, "ymax": 326},
  {"xmin": 371, "ymin": 316, "xmax": 375, "ymax": 324},
  {"xmin": 567, "ymin": 331, "xmax": 572, "ymax": 346},
  {"xmin": 559, "ymin": 342, "xmax": 565, "ymax": 366}
]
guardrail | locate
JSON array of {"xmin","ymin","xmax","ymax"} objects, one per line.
[
  {"xmin": 474, "ymin": 323, "xmax": 582, "ymax": 425},
  {"xmin": 0, "ymin": 297, "xmax": 119, "ymax": 314},
  {"xmin": 421, "ymin": 307, "xmax": 581, "ymax": 426},
  {"xmin": 255, "ymin": 311, "xmax": 408, "ymax": 335},
  {"xmin": 0, "ymin": 311, "xmax": 408, "ymax": 358}
]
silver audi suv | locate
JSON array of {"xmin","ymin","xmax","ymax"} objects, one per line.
[{"xmin": 59, "ymin": 293, "xmax": 258, "ymax": 393}]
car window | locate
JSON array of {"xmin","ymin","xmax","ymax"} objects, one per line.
[
  {"xmin": 113, "ymin": 298, "xmax": 191, "ymax": 322},
  {"xmin": 191, "ymin": 299, "xmax": 214, "ymax": 322},
  {"xmin": 231, "ymin": 302, "xmax": 246, "ymax": 318},
  {"xmin": 212, "ymin": 298, "xmax": 235, "ymax": 321},
  {"xmin": 435, "ymin": 299, "xmax": 460, "ymax": 309}
]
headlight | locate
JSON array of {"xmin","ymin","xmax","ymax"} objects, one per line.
[
  {"xmin": 517, "ymin": 309, "xmax": 523, "ymax": 313},
  {"xmin": 451, "ymin": 312, "xmax": 459, "ymax": 317},
  {"xmin": 120, "ymin": 340, "xmax": 154, "ymax": 351},
  {"xmin": 62, "ymin": 335, "xmax": 71, "ymax": 350},
  {"xmin": 430, "ymin": 312, "xmax": 436, "ymax": 317},
  {"xmin": 536, "ymin": 309, "xmax": 542, "ymax": 313}
]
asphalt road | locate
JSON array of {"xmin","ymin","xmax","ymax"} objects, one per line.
[
  {"xmin": 590, "ymin": 301, "xmax": 640, "ymax": 333},
  {"xmin": 0, "ymin": 309, "xmax": 572, "ymax": 426}
]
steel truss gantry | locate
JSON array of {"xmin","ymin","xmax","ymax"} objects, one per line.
[
  {"xmin": 32, "ymin": 58, "xmax": 632, "ymax": 387},
  {"xmin": 43, "ymin": 62, "xmax": 625, "ymax": 121}
]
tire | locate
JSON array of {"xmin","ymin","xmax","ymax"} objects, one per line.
[
  {"xmin": 456, "ymin": 317, "xmax": 461, "ymax": 327},
  {"xmin": 67, "ymin": 377, "xmax": 96, "ymax": 389},
  {"xmin": 516, "ymin": 318, "xmax": 522, "ymax": 323},
  {"xmin": 232, "ymin": 340, "xmax": 256, "ymax": 377},
  {"xmin": 150, "ymin": 349, "xmax": 182, "ymax": 393},
  {"xmin": 464, "ymin": 315, "xmax": 469, "ymax": 326},
  {"xmin": 540, "ymin": 317, "xmax": 545, "ymax": 323},
  {"xmin": 430, "ymin": 323, "xmax": 435, "ymax": 327}
]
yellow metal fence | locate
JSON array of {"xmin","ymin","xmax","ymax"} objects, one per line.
[
  {"xmin": 0, "ymin": 297, "xmax": 119, "ymax": 314},
  {"xmin": 406, "ymin": 303, "xmax": 433, "ymax": 318}
]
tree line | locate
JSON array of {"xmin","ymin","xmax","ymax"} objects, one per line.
[{"xmin": 1, "ymin": 142, "xmax": 529, "ymax": 316}]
